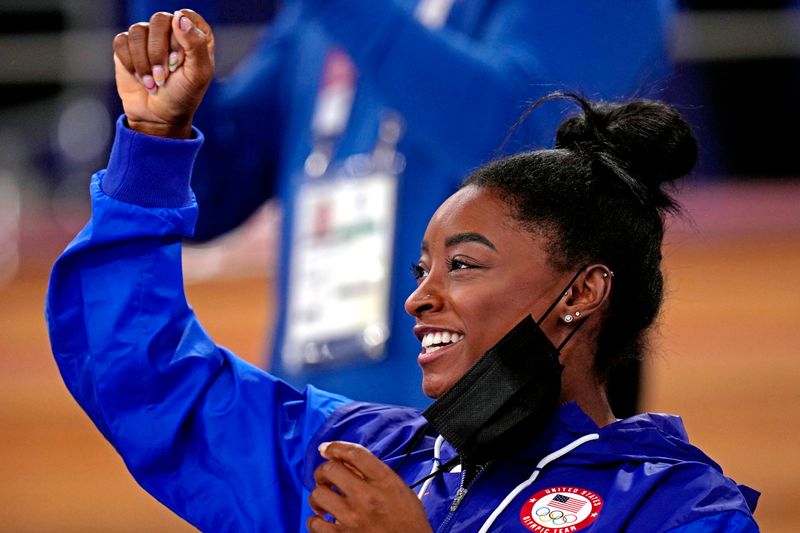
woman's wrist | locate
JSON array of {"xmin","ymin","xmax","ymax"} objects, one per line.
[{"xmin": 126, "ymin": 117, "xmax": 194, "ymax": 140}]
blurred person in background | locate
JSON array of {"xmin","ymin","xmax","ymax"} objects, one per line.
[
  {"xmin": 46, "ymin": 10, "xmax": 759, "ymax": 530},
  {"xmin": 124, "ymin": 0, "xmax": 677, "ymax": 413}
]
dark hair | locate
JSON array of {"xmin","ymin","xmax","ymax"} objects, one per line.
[{"xmin": 462, "ymin": 93, "xmax": 697, "ymax": 381}]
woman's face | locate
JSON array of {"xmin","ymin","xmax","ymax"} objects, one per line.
[{"xmin": 405, "ymin": 185, "xmax": 568, "ymax": 398}]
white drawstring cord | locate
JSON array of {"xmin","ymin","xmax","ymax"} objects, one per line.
[
  {"xmin": 417, "ymin": 435, "xmax": 445, "ymax": 499},
  {"xmin": 476, "ymin": 433, "xmax": 600, "ymax": 533}
]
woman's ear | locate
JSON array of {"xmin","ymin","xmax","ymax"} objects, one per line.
[{"xmin": 561, "ymin": 264, "xmax": 613, "ymax": 323}]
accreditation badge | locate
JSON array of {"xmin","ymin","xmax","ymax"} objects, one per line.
[{"xmin": 282, "ymin": 168, "xmax": 398, "ymax": 373}]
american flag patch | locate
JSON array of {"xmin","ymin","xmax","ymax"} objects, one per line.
[{"xmin": 549, "ymin": 494, "xmax": 586, "ymax": 513}]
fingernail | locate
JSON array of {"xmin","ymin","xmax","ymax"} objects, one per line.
[
  {"xmin": 168, "ymin": 51, "xmax": 180, "ymax": 72},
  {"xmin": 134, "ymin": 73, "xmax": 142, "ymax": 83},
  {"xmin": 318, "ymin": 442, "xmax": 330, "ymax": 455},
  {"xmin": 179, "ymin": 15, "xmax": 192, "ymax": 32},
  {"xmin": 142, "ymin": 74, "xmax": 157, "ymax": 94},
  {"xmin": 152, "ymin": 65, "xmax": 166, "ymax": 87}
]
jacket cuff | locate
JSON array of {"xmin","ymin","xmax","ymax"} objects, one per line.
[{"xmin": 101, "ymin": 115, "xmax": 204, "ymax": 208}]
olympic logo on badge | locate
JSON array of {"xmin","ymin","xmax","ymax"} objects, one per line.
[
  {"xmin": 534, "ymin": 506, "xmax": 579, "ymax": 525},
  {"xmin": 519, "ymin": 486, "xmax": 603, "ymax": 532}
]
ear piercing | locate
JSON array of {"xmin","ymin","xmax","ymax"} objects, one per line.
[
  {"xmin": 563, "ymin": 314, "xmax": 574, "ymax": 323},
  {"xmin": 574, "ymin": 311, "xmax": 581, "ymax": 318}
]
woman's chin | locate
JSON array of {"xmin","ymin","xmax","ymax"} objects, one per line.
[{"xmin": 421, "ymin": 376, "xmax": 454, "ymax": 400}]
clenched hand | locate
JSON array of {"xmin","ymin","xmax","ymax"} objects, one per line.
[{"xmin": 113, "ymin": 9, "xmax": 215, "ymax": 139}]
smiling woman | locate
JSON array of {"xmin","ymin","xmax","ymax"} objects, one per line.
[
  {"xmin": 45, "ymin": 9, "xmax": 759, "ymax": 532},
  {"xmin": 407, "ymin": 187, "xmax": 568, "ymax": 400}
]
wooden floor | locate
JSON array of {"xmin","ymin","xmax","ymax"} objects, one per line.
[{"xmin": 0, "ymin": 183, "xmax": 798, "ymax": 531}]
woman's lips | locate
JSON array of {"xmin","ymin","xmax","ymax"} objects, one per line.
[{"xmin": 417, "ymin": 336, "xmax": 463, "ymax": 366}]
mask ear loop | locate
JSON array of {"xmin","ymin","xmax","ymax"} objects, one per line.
[
  {"xmin": 393, "ymin": 422, "xmax": 431, "ymax": 476},
  {"xmin": 557, "ymin": 314, "xmax": 588, "ymax": 351},
  {"xmin": 535, "ymin": 266, "xmax": 587, "ymax": 327},
  {"xmin": 409, "ymin": 455, "xmax": 461, "ymax": 490},
  {"xmin": 533, "ymin": 266, "xmax": 591, "ymax": 353}
]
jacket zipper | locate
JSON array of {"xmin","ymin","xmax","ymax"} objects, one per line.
[
  {"xmin": 449, "ymin": 485, "xmax": 468, "ymax": 513},
  {"xmin": 436, "ymin": 462, "xmax": 489, "ymax": 533}
]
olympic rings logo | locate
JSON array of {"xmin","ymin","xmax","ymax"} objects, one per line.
[{"xmin": 534, "ymin": 507, "xmax": 578, "ymax": 525}]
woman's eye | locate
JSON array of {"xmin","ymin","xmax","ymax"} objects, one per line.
[
  {"xmin": 410, "ymin": 263, "xmax": 428, "ymax": 281},
  {"xmin": 447, "ymin": 257, "xmax": 473, "ymax": 272}
]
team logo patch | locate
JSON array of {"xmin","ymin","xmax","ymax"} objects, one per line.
[{"xmin": 519, "ymin": 486, "xmax": 603, "ymax": 532}]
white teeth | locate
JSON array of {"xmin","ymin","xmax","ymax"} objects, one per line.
[{"xmin": 420, "ymin": 331, "xmax": 462, "ymax": 352}]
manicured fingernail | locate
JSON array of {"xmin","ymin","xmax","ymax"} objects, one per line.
[
  {"xmin": 168, "ymin": 51, "xmax": 180, "ymax": 72},
  {"xmin": 142, "ymin": 74, "xmax": 157, "ymax": 94},
  {"xmin": 152, "ymin": 65, "xmax": 166, "ymax": 87},
  {"xmin": 179, "ymin": 15, "xmax": 192, "ymax": 32},
  {"xmin": 318, "ymin": 442, "xmax": 330, "ymax": 455}
]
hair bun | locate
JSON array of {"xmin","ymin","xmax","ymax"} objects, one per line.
[{"xmin": 555, "ymin": 96, "xmax": 697, "ymax": 209}]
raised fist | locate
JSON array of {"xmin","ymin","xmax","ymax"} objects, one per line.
[{"xmin": 113, "ymin": 10, "xmax": 215, "ymax": 139}]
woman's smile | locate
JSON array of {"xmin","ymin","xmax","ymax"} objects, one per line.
[{"xmin": 414, "ymin": 325, "xmax": 465, "ymax": 365}]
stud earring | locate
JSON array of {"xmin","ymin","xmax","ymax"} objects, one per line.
[
  {"xmin": 563, "ymin": 314, "xmax": 574, "ymax": 323},
  {"xmin": 574, "ymin": 311, "xmax": 581, "ymax": 318}
]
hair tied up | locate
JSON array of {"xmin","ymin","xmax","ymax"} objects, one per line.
[{"xmin": 552, "ymin": 92, "xmax": 697, "ymax": 212}]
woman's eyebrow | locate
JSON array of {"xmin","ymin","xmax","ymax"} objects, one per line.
[{"xmin": 445, "ymin": 232, "xmax": 497, "ymax": 250}]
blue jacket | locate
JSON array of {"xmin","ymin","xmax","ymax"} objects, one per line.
[
  {"xmin": 127, "ymin": 0, "xmax": 677, "ymax": 407},
  {"xmin": 46, "ymin": 121, "xmax": 759, "ymax": 532}
]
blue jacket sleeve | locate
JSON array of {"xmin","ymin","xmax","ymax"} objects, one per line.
[
  {"xmin": 45, "ymin": 118, "xmax": 348, "ymax": 531},
  {"xmin": 312, "ymin": 0, "xmax": 675, "ymax": 160}
]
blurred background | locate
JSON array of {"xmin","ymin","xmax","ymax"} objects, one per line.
[{"xmin": 1, "ymin": 0, "xmax": 798, "ymax": 531}]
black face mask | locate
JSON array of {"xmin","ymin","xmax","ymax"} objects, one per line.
[{"xmin": 421, "ymin": 269, "xmax": 586, "ymax": 466}]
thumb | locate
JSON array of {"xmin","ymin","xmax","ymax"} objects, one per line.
[{"xmin": 171, "ymin": 9, "xmax": 215, "ymax": 75}]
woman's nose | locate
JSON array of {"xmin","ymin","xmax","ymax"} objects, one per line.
[{"xmin": 404, "ymin": 278, "xmax": 444, "ymax": 317}]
